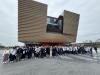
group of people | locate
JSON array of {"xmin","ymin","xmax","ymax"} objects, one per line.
[{"xmin": 2, "ymin": 45, "xmax": 98, "ymax": 64}]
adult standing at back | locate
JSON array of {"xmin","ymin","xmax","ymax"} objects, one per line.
[{"xmin": 94, "ymin": 46, "xmax": 98, "ymax": 54}]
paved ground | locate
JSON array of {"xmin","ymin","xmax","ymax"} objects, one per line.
[{"xmin": 0, "ymin": 49, "xmax": 100, "ymax": 75}]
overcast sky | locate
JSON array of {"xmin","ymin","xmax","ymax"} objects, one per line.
[{"xmin": 0, "ymin": 0, "xmax": 100, "ymax": 46}]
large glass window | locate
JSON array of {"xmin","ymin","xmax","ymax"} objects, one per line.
[{"xmin": 47, "ymin": 16, "xmax": 63, "ymax": 33}]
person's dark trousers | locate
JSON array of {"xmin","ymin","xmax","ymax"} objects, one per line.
[
  {"xmin": 90, "ymin": 48, "xmax": 93, "ymax": 56},
  {"xmin": 40, "ymin": 49, "xmax": 44, "ymax": 58},
  {"xmin": 95, "ymin": 50, "xmax": 97, "ymax": 53},
  {"xmin": 73, "ymin": 51, "xmax": 75, "ymax": 54},
  {"xmin": 46, "ymin": 47, "xmax": 50, "ymax": 55},
  {"xmin": 9, "ymin": 54, "xmax": 13, "ymax": 62},
  {"xmin": 27, "ymin": 51, "xmax": 30, "ymax": 59},
  {"xmin": 9, "ymin": 54, "xmax": 16, "ymax": 62},
  {"xmin": 28, "ymin": 52, "xmax": 32, "ymax": 59},
  {"xmin": 34, "ymin": 52, "xmax": 37, "ymax": 58},
  {"xmin": 94, "ymin": 47, "xmax": 97, "ymax": 53},
  {"xmin": 13, "ymin": 55, "xmax": 16, "ymax": 61},
  {"xmin": 37, "ymin": 53, "xmax": 39, "ymax": 58},
  {"xmin": 78, "ymin": 48, "xmax": 81, "ymax": 54}
]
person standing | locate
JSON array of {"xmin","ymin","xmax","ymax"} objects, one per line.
[
  {"xmin": 9, "ymin": 47, "xmax": 17, "ymax": 62},
  {"xmin": 16, "ymin": 47, "xmax": 21, "ymax": 61},
  {"xmin": 21, "ymin": 47, "xmax": 26, "ymax": 59},
  {"xmin": 27, "ymin": 47, "xmax": 33, "ymax": 59},
  {"xmin": 94, "ymin": 46, "xmax": 98, "ymax": 54},
  {"xmin": 2, "ymin": 48, "xmax": 9, "ymax": 64},
  {"xmin": 35, "ymin": 46, "xmax": 40, "ymax": 58},
  {"xmin": 90, "ymin": 46, "xmax": 93, "ymax": 56}
]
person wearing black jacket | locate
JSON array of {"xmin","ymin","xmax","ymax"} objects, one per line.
[
  {"xmin": 94, "ymin": 46, "xmax": 98, "ymax": 53},
  {"xmin": 27, "ymin": 47, "xmax": 32, "ymax": 59},
  {"xmin": 16, "ymin": 47, "xmax": 22, "ymax": 61}
]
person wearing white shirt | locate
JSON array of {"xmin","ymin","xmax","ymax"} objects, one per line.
[{"xmin": 9, "ymin": 48, "xmax": 16, "ymax": 62}]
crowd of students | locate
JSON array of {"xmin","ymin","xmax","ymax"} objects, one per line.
[{"xmin": 2, "ymin": 45, "xmax": 98, "ymax": 64}]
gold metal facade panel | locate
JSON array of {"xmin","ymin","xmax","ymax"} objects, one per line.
[
  {"xmin": 18, "ymin": 0, "xmax": 47, "ymax": 42},
  {"xmin": 63, "ymin": 10, "xmax": 80, "ymax": 42}
]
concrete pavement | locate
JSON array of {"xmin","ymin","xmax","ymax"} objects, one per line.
[
  {"xmin": 0, "ymin": 49, "xmax": 100, "ymax": 75},
  {"xmin": 0, "ymin": 54, "xmax": 100, "ymax": 75}
]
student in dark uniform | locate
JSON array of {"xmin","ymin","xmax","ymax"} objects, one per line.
[
  {"xmin": 9, "ymin": 47, "xmax": 16, "ymax": 62},
  {"xmin": 16, "ymin": 47, "xmax": 22, "ymax": 61},
  {"xmin": 21, "ymin": 47, "xmax": 26, "ymax": 59},
  {"xmin": 40, "ymin": 46, "xmax": 45, "ymax": 58},
  {"xmin": 27, "ymin": 47, "xmax": 32, "ymax": 59},
  {"xmin": 46, "ymin": 47, "xmax": 50, "ymax": 56}
]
